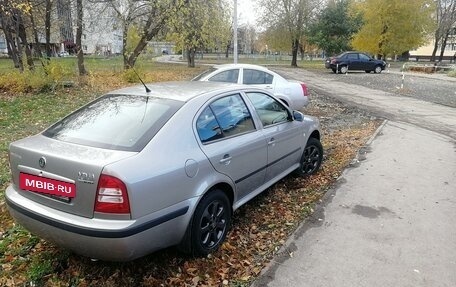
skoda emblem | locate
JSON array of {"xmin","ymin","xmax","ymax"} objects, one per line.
[{"xmin": 38, "ymin": 157, "xmax": 46, "ymax": 168}]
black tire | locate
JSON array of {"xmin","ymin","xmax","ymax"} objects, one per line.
[
  {"xmin": 294, "ymin": 137, "xmax": 323, "ymax": 176},
  {"xmin": 190, "ymin": 190, "xmax": 231, "ymax": 256},
  {"xmin": 374, "ymin": 65, "xmax": 383, "ymax": 74}
]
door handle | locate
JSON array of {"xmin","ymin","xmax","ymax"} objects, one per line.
[
  {"xmin": 219, "ymin": 154, "xmax": 232, "ymax": 165},
  {"xmin": 268, "ymin": 138, "xmax": 276, "ymax": 146}
]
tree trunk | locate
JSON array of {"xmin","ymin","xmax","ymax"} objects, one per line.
[
  {"xmin": 0, "ymin": 12, "xmax": 22, "ymax": 69},
  {"xmin": 122, "ymin": 25, "xmax": 129, "ymax": 69},
  {"xmin": 187, "ymin": 47, "xmax": 195, "ymax": 67},
  {"xmin": 124, "ymin": 16, "xmax": 167, "ymax": 69},
  {"xmin": 430, "ymin": 29, "xmax": 440, "ymax": 62},
  {"xmin": 225, "ymin": 41, "xmax": 231, "ymax": 58},
  {"xmin": 299, "ymin": 43, "xmax": 305, "ymax": 61},
  {"xmin": 291, "ymin": 38, "xmax": 299, "ymax": 67},
  {"xmin": 45, "ymin": 0, "xmax": 52, "ymax": 58},
  {"xmin": 438, "ymin": 31, "xmax": 449, "ymax": 62},
  {"xmin": 28, "ymin": 0, "xmax": 43, "ymax": 58},
  {"xmin": 76, "ymin": 0, "xmax": 87, "ymax": 75},
  {"xmin": 16, "ymin": 12, "xmax": 34, "ymax": 71}
]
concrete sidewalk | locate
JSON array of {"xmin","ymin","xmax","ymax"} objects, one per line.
[{"xmin": 252, "ymin": 121, "xmax": 456, "ymax": 287}]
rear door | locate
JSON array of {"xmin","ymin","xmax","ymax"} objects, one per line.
[
  {"xmin": 242, "ymin": 68, "xmax": 275, "ymax": 92},
  {"xmin": 196, "ymin": 93, "xmax": 267, "ymax": 201}
]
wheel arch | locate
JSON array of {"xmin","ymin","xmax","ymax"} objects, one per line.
[
  {"xmin": 208, "ymin": 182, "xmax": 234, "ymax": 208},
  {"xmin": 310, "ymin": 129, "xmax": 321, "ymax": 140}
]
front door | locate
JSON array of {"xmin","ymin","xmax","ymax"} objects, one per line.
[
  {"xmin": 196, "ymin": 93, "xmax": 267, "ymax": 201},
  {"xmin": 245, "ymin": 92, "xmax": 303, "ymax": 182}
]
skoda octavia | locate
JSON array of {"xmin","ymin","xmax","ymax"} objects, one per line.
[{"xmin": 6, "ymin": 81, "xmax": 322, "ymax": 261}]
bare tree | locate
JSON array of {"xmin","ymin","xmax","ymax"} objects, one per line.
[
  {"xmin": 431, "ymin": 0, "xmax": 456, "ymax": 62},
  {"xmin": 0, "ymin": 0, "xmax": 34, "ymax": 71},
  {"xmin": 99, "ymin": 0, "xmax": 183, "ymax": 69}
]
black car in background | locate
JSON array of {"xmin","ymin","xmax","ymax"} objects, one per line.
[{"xmin": 325, "ymin": 52, "xmax": 387, "ymax": 74}]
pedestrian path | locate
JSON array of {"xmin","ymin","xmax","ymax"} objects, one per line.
[{"xmin": 252, "ymin": 121, "xmax": 456, "ymax": 287}]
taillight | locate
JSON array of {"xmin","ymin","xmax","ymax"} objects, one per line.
[
  {"xmin": 301, "ymin": 83, "xmax": 309, "ymax": 97},
  {"xmin": 331, "ymin": 59, "xmax": 336, "ymax": 64},
  {"xmin": 95, "ymin": 174, "xmax": 130, "ymax": 214}
]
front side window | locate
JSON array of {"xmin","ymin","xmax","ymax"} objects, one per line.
[
  {"xmin": 43, "ymin": 95, "xmax": 182, "ymax": 151},
  {"xmin": 196, "ymin": 94, "xmax": 255, "ymax": 143},
  {"xmin": 243, "ymin": 69, "xmax": 274, "ymax": 85},
  {"xmin": 246, "ymin": 92, "xmax": 289, "ymax": 127},
  {"xmin": 208, "ymin": 69, "xmax": 239, "ymax": 83}
]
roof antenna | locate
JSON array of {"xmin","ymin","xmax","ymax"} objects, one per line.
[{"xmin": 131, "ymin": 67, "xmax": 151, "ymax": 93}]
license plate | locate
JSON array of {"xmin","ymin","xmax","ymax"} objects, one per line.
[{"xmin": 19, "ymin": 173, "xmax": 76, "ymax": 198}]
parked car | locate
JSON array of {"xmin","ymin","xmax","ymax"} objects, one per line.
[
  {"xmin": 58, "ymin": 51, "xmax": 70, "ymax": 57},
  {"xmin": 192, "ymin": 64, "xmax": 309, "ymax": 110},
  {"xmin": 325, "ymin": 52, "xmax": 387, "ymax": 74},
  {"xmin": 5, "ymin": 81, "xmax": 323, "ymax": 261}
]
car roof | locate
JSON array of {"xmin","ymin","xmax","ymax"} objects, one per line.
[
  {"xmin": 213, "ymin": 63, "xmax": 272, "ymax": 72},
  {"xmin": 109, "ymin": 81, "xmax": 246, "ymax": 102}
]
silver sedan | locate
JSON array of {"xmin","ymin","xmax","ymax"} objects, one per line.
[{"xmin": 5, "ymin": 81, "xmax": 322, "ymax": 261}]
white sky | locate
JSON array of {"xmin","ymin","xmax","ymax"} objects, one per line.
[{"xmin": 237, "ymin": 1, "xmax": 259, "ymax": 25}]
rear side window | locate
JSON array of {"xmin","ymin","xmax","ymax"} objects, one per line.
[
  {"xmin": 208, "ymin": 69, "xmax": 239, "ymax": 83},
  {"xmin": 243, "ymin": 69, "xmax": 273, "ymax": 84},
  {"xmin": 43, "ymin": 95, "xmax": 183, "ymax": 151},
  {"xmin": 196, "ymin": 94, "xmax": 255, "ymax": 143},
  {"xmin": 359, "ymin": 53, "xmax": 370, "ymax": 61},
  {"xmin": 347, "ymin": 53, "xmax": 358, "ymax": 60}
]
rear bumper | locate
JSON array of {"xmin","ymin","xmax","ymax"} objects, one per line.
[{"xmin": 5, "ymin": 185, "xmax": 195, "ymax": 261}]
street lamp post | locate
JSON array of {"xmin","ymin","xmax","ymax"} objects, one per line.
[{"xmin": 233, "ymin": 0, "xmax": 238, "ymax": 64}]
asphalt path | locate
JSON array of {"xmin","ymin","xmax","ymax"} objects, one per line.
[
  {"xmin": 273, "ymin": 68, "xmax": 456, "ymax": 140},
  {"xmin": 252, "ymin": 68, "xmax": 456, "ymax": 287}
]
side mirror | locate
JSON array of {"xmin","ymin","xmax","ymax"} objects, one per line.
[{"xmin": 293, "ymin": 111, "xmax": 304, "ymax": 122}]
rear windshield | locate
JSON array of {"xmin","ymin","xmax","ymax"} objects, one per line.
[
  {"xmin": 43, "ymin": 94, "xmax": 183, "ymax": 151},
  {"xmin": 191, "ymin": 68, "xmax": 217, "ymax": 81}
]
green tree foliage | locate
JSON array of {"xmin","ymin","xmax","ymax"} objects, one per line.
[
  {"xmin": 259, "ymin": 0, "xmax": 320, "ymax": 67},
  {"xmin": 168, "ymin": 0, "xmax": 230, "ymax": 67},
  {"xmin": 352, "ymin": 0, "xmax": 435, "ymax": 58},
  {"xmin": 259, "ymin": 24, "xmax": 290, "ymax": 53},
  {"xmin": 308, "ymin": 0, "xmax": 362, "ymax": 56}
]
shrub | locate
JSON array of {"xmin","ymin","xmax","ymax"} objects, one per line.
[
  {"xmin": 0, "ymin": 60, "xmax": 76, "ymax": 93},
  {"xmin": 122, "ymin": 67, "xmax": 145, "ymax": 83}
]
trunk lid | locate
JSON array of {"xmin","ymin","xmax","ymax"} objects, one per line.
[{"xmin": 9, "ymin": 134, "xmax": 136, "ymax": 218}]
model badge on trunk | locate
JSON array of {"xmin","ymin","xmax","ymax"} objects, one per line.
[{"xmin": 78, "ymin": 172, "xmax": 95, "ymax": 184}]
